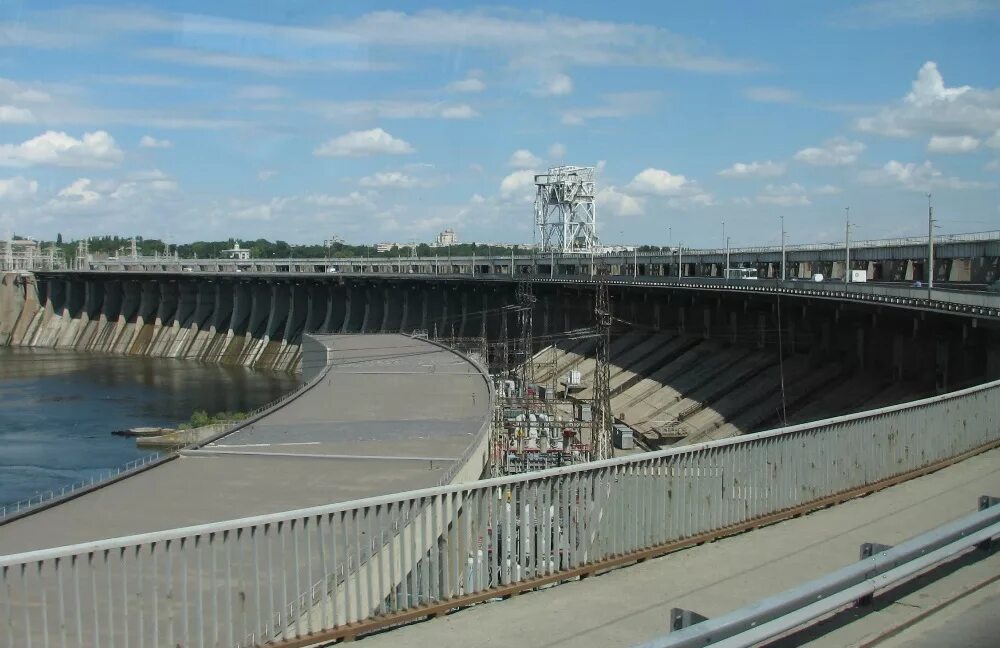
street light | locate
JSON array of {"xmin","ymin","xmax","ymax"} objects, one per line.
[{"xmin": 725, "ymin": 236, "xmax": 731, "ymax": 280}]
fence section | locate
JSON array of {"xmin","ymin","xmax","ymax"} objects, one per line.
[{"xmin": 2, "ymin": 377, "xmax": 998, "ymax": 647}]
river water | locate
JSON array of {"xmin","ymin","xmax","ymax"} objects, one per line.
[{"xmin": 0, "ymin": 348, "xmax": 301, "ymax": 509}]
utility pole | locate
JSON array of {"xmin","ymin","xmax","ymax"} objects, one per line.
[
  {"xmin": 633, "ymin": 246, "xmax": 637, "ymax": 278},
  {"xmin": 780, "ymin": 215, "xmax": 786, "ymax": 281},
  {"xmin": 844, "ymin": 207, "xmax": 851, "ymax": 284},
  {"xmin": 927, "ymin": 193, "xmax": 935, "ymax": 299},
  {"xmin": 725, "ymin": 236, "xmax": 731, "ymax": 280},
  {"xmin": 592, "ymin": 276, "xmax": 614, "ymax": 461},
  {"xmin": 678, "ymin": 244, "xmax": 683, "ymax": 279}
]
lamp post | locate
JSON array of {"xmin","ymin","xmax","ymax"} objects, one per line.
[
  {"xmin": 844, "ymin": 207, "xmax": 851, "ymax": 284},
  {"xmin": 725, "ymin": 236, "xmax": 731, "ymax": 280},
  {"xmin": 927, "ymin": 193, "xmax": 935, "ymax": 299},
  {"xmin": 780, "ymin": 215, "xmax": 786, "ymax": 281}
]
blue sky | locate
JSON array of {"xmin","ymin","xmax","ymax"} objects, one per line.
[{"xmin": 0, "ymin": 0, "xmax": 998, "ymax": 248}]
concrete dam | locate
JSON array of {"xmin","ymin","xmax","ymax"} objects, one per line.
[{"xmin": 3, "ymin": 270, "xmax": 998, "ymax": 446}]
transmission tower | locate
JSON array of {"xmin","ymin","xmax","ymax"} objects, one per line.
[
  {"xmin": 516, "ymin": 281, "xmax": 536, "ymax": 393},
  {"xmin": 592, "ymin": 276, "xmax": 614, "ymax": 461},
  {"xmin": 534, "ymin": 166, "xmax": 598, "ymax": 252}
]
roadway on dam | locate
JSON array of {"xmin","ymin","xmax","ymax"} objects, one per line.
[{"xmin": 0, "ymin": 334, "xmax": 491, "ymax": 553}]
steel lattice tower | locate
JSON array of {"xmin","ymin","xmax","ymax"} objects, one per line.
[
  {"xmin": 592, "ymin": 276, "xmax": 614, "ymax": 461},
  {"xmin": 534, "ymin": 166, "xmax": 599, "ymax": 252}
]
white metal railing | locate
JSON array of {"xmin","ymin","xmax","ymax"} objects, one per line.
[
  {"xmin": 2, "ymin": 377, "xmax": 999, "ymax": 647},
  {"xmin": 0, "ymin": 453, "xmax": 162, "ymax": 520},
  {"xmin": 57, "ymin": 229, "xmax": 1000, "ymax": 273}
]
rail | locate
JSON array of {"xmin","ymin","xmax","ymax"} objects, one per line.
[
  {"xmin": 641, "ymin": 498, "xmax": 1000, "ymax": 648},
  {"xmin": 2, "ymin": 373, "xmax": 998, "ymax": 647},
  {"xmin": 0, "ymin": 453, "xmax": 162, "ymax": 520}
]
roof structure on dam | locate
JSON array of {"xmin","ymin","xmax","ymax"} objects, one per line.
[{"xmin": 0, "ymin": 334, "xmax": 491, "ymax": 553}]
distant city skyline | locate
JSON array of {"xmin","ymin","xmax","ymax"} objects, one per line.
[{"xmin": 0, "ymin": 1, "xmax": 997, "ymax": 249}]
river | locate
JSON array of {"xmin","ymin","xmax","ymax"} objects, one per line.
[{"xmin": 0, "ymin": 348, "xmax": 301, "ymax": 509}]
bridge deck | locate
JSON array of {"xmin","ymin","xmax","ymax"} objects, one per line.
[
  {"xmin": 0, "ymin": 334, "xmax": 490, "ymax": 553},
  {"xmin": 357, "ymin": 446, "xmax": 1000, "ymax": 648}
]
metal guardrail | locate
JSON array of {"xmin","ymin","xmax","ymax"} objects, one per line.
[
  {"xmin": 642, "ymin": 498, "xmax": 1000, "ymax": 648},
  {"xmin": 57, "ymin": 229, "xmax": 1000, "ymax": 271},
  {"xmin": 0, "ymin": 453, "xmax": 162, "ymax": 520},
  {"xmin": 2, "ymin": 374, "xmax": 998, "ymax": 647}
]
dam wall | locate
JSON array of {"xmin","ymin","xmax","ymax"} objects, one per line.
[{"xmin": 3, "ymin": 272, "xmax": 997, "ymax": 396}]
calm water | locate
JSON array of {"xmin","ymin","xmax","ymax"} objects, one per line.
[{"xmin": 0, "ymin": 348, "xmax": 301, "ymax": 507}]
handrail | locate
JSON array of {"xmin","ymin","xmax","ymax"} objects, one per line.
[
  {"xmin": 4, "ymin": 373, "xmax": 998, "ymax": 564},
  {"xmin": 2, "ymin": 370, "xmax": 998, "ymax": 647},
  {"xmin": 640, "ymin": 501, "xmax": 1000, "ymax": 647}
]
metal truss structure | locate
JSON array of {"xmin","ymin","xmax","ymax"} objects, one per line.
[{"xmin": 534, "ymin": 166, "xmax": 599, "ymax": 253}]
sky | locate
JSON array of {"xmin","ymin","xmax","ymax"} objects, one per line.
[{"xmin": 0, "ymin": 0, "xmax": 998, "ymax": 249}]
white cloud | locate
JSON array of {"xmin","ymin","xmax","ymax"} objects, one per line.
[
  {"xmin": 470, "ymin": 193, "xmax": 486, "ymax": 203},
  {"xmin": 448, "ymin": 76, "xmax": 485, "ymax": 93},
  {"xmin": 744, "ymin": 86, "xmax": 800, "ymax": 103},
  {"xmin": 562, "ymin": 91, "xmax": 660, "ymax": 125},
  {"xmin": 326, "ymin": 9, "xmax": 756, "ymax": 73},
  {"xmin": 627, "ymin": 168, "xmax": 692, "ymax": 196},
  {"xmin": 257, "ymin": 170, "xmax": 277, "ymax": 181},
  {"xmin": 0, "ymin": 105, "xmax": 36, "ymax": 124},
  {"xmin": 313, "ymin": 99, "xmax": 477, "ymax": 121},
  {"xmin": 139, "ymin": 134, "xmax": 172, "ymax": 149},
  {"xmin": 0, "ymin": 130, "xmax": 123, "ymax": 168},
  {"xmin": 718, "ymin": 160, "xmax": 786, "ymax": 178},
  {"xmin": 54, "ymin": 178, "xmax": 101, "ymax": 205},
  {"xmin": 359, "ymin": 171, "xmax": 420, "ymax": 189},
  {"xmin": 860, "ymin": 159, "xmax": 995, "ymax": 191},
  {"xmin": 440, "ymin": 104, "xmax": 478, "ymax": 119},
  {"xmin": 508, "ymin": 149, "xmax": 543, "ymax": 169},
  {"xmin": 600, "ymin": 186, "xmax": 644, "ymax": 217},
  {"xmin": 986, "ymin": 159, "xmax": 1000, "ymax": 172},
  {"xmin": 840, "ymin": 0, "xmax": 998, "ymax": 26},
  {"xmin": 794, "ymin": 137, "xmax": 866, "ymax": 166},
  {"xmin": 814, "ymin": 184, "xmax": 842, "ymax": 195},
  {"xmin": 27, "ymin": 7, "xmax": 757, "ymax": 74},
  {"xmin": 110, "ymin": 169, "xmax": 178, "ymax": 199},
  {"xmin": 500, "ymin": 169, "xmax": 537, "ymax": 201},
  {"xmin": 537, "ymin": 73, "xmax": 573, "ymax": 97},
  {"xmin": 927, "ymin": 134, "xmax": 980, "ymax": 153},
  {"xmin": 856, "ymin": 62, "xmax": 1000, "ymax": 138},
  {"xmin": 234, "ymin": 85, "xmax": 287, "ymax": 100},
  {"xmin": 314, "ymin": 128, "xmax": 414, "ymax": 157},
  {"xmin": 988, "ymin": 131, "xmax": 1000, "ymax": 149},
  {"xmin": 756, "ymin": 183, "xmax": 810, "ymax": 206},
  {"xmin": 0, "ymin": 176, "xmax": 38, "ymax": 201},
  {"xmin": 548, "ymin": 143, "xmax": 566, "ymax": 159},
  {"xmin": 303, "ymin": 191, "xmax": 377, "ymax": 210},
  {"xmin": 626, "ymin": 167, "xmax": 713, "ymax": 208},
  {"xmin": 142, "ymin": 47, "xmax": 390, "ymax": 75}
]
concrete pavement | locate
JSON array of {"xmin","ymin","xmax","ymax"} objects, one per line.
[{"xmin": 0, "ymin": 334, "xmax": 491, "ymax": 553}]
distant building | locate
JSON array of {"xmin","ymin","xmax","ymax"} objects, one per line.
[
  {"xmin": 221, "ymin": 242, "xmax": 251, "ymax": 260},
  {"xmin": 436, "ymin": 229, "xmax": 457, "ymax": 246},
  {"xmin": 374, "ymin": 242, "xmax": 397, "ymax": 253}
]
